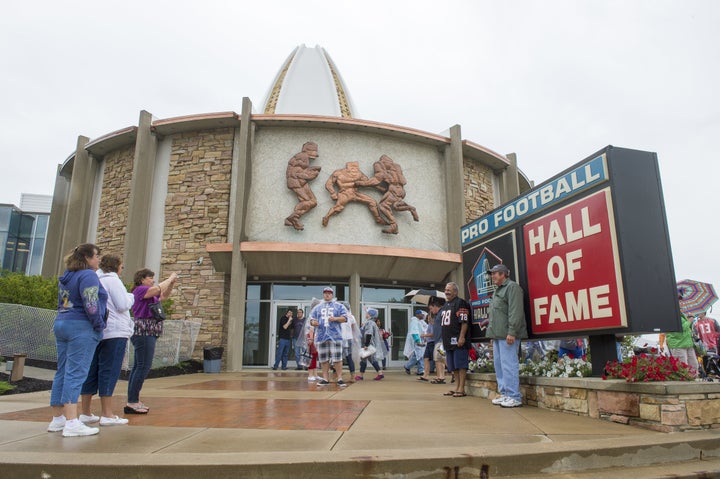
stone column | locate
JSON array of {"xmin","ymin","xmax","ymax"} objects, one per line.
[
  {"xmin": 123, "ymin": 110, "xmax": 157, "ymax": 282},
  {"xmin": 445, "ymin": 125, "xmax": 465, "ymax": 286},
  {"xmin": 226, "ymin": 97, "xmax": 254, "ymax": 371}
]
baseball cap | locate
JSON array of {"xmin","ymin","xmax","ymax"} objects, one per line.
[
  {"xmin": 488, "ymin": 264, "xmax": 510, "ymax": 275},
  {"xmin": 323, "ymin": 287, "xmax": 334, "ymax": 293},
  {"xmin": 415, "ymin": 309, "xmax": 425, "ymax": 316},
  {"xmin": 367, "ymin": 308, "xmax": 378, "ymax": 318}
]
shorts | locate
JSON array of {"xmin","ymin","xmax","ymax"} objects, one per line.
[
  {"xmin": 433, "ymin": 342, "xmax": 447, "ymax": 364},
  {"xmin": 317, "ymin": 340, "xmax": 343, "ymax": 364},
  {"xmin": 424, "ymin": 341, "xmax": 435, "ymax": 360},
  {"xmin": 446, "ymin": 348, "xmax": 469, "ymax": 372}
]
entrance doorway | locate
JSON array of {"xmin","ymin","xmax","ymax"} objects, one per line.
[
  {"xmin": 269, "ymin": 302, "xmax": 312, "ymax": 369},
  {"xmin": 359, "ymin": 304, "xmax": 413, "ymax": 368}
]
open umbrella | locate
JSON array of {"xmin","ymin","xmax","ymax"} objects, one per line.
[
  {"xmin": 677, "ymin": 279, "xmax": 718, "ymax": 316},
  {"xmin": 405, "ymin": 289, "xmax": 446, "ymax": 305}
]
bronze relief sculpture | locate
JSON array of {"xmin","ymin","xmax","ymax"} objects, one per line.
[
  {"xmin": 321, "ymin": 161, "xmax": 386, "ymax": 227},
  {"xmin": 285, "ymin": 142, "xmax": 321, "ymax": 231},
  {"xmin": 284, "ymin": 144, "xmax": 419, "ymax": 234},
  {"xmin": 357, "ymin": 155, "xmax": 419, "ymax": 234}
]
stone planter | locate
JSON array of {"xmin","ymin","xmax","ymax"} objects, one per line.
[{"xmin": 467, "ymin": 372, "xmax": 720, "ymax": 432}]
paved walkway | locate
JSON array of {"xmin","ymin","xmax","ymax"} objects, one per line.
[{"xmin": 1, "ymin": 367, "xmax": 719, "ymax": 478}]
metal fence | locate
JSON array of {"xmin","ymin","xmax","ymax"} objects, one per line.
[{"xmin": 0, "ymin": 303, "xmax": 201, "ymax": 369}]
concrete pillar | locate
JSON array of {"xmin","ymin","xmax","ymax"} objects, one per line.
[
  {"xmin": 226, "ymin": 98, "xmax": 254, "ymax": 371},
  {"xmin": 123, "ymin": 111, "xmax": 157, "ymax": 283},
  {"xmin": 349, "ymin": 272, "xmax": 361, "ymax": 319},
  {"xmin": 59, "ymin": 136, "xmax": 92, "ymax": 260},
  {"xmin": 446, "ymin": 125, "xmax": 465, "ymax": 286},
  {"xmin": 504, "ymin": 153, "xmax": 520, "ymax": 200},
  {"xmin": 42, "ymin": 165, "xmax": 72, "ymax": 277}
]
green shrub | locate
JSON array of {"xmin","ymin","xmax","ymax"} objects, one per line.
[
  {"xmin": 0, "ymin": 381, "xmax": 15, "ymax": 395},
  {"xmin": 0, "ymin": 271, "xmax": 58, "ymax": 309}
]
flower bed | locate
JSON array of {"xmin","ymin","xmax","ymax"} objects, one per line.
[{"xmin": 466, "ymin": 372, "xmax": 720, "ymax": 432}]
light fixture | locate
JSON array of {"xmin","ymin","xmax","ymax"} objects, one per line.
[
  {"xmin": 252, "ymin": 276, "xmax": 259, "ymax": 280},
  {"xmin": 392, "ymin": 280, "xmax": 397, "ymax": 285}
]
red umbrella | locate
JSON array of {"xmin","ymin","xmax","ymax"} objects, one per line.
[{"xmin": 677, "ymin": 279, "xmax": 718, "ymax": 316}]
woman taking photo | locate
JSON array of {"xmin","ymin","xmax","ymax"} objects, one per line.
[
  {"xmin": 47, "ymin": 243, "xmax": 107, "ymax": 437},
  {"xmin": 79, "ymin": 254, "xmax": 135, "ymax": 426},
  {"xmin": 125, "ymin": 268, "xmax": 177, "ymax": 414}
]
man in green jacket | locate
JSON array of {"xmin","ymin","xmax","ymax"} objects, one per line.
[{"xmin": 486, "ymin": 264, "xmax": 527, "ymax": 408}]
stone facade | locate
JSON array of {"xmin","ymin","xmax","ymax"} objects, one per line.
[
  {"xmin": 467, "ymin": 373, "xmax": 720, "ymax": 432},
  {"xmin": 463, "ymin": 157, "xmax": 495, "ymax": 223},
  {"xmin": 161, "ymin": 128, "xmax": 234, "ymax": 350},
  {"xmin": 96, "ymin": 145, "xmax": 134, "ymax": 254}
]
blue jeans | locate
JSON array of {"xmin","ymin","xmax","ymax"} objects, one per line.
[
  {"xmin": 127, "ymin": 335, "xmax": 157, "ymax": 403},
  {"xmin": 493, "ymin": 339, "xmax": 521, "ymax": 402},
  {"xmin": 273, "ymin": 338, "xmax": 291, "ymax": 369},
  {"xmin": 404, "ymin": 351, "xmax": 424, "ymax": 374},
  {"xmin": 293, "ymin": 337, "xmax": 302, "ymax": 366},
  {"xmin": 81, "ymin": 337, "xmax": 128, "ymax": 397},
  {"xmin": 50, "ymin": 318, "xmax": 101, "ymax": 406},
  {"xmin": 343, "ymin": 340, "xmax": 356, "ymax": 374},
  {"xmin": 360, "ymin": 356, "xmax": 381, "ymax": 374}
]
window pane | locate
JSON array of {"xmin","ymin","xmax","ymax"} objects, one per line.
[{"xmin": 362, "ymin": 287, "xmax": 407, "ymax": 303}]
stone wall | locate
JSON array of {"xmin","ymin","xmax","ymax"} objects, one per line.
[
  {"xmin": 467, "ymin": 373, "xmax": 720, "ymax": 432},
  {"xmin": 463, "ymin": 158, "xmax": 495, "ymax": 223},
  {"xmin": 96, "ymin": 145, "xmax": 134, "ymax": 254},
  {"xmin": 162, "ymin": 128, "xmax": 234, "ymax": 354}
]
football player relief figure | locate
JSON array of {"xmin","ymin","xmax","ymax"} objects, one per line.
[
  {"xmin": 321, "ymin": 161, "xmax": 386, "ymax": 227},
  {"xmin": 285, "ymin": 142, "xmax": 321, "ymax": 231},
  {"xmin": 356, "ymin": 155, "xmax": 419, "ymax": 234}
]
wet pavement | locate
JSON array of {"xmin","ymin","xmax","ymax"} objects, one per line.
[{"xmin": 1, "ymin": 367, "xmax": 719, "ymax": 478}]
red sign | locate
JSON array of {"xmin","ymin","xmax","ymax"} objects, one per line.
[{"xmin": 523, "ymin": 188, "xmax": 627, "ymax": 334}]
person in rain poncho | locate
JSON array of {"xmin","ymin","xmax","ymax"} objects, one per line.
[
  {"xmin": 341, "ymin": 302, "xmax": 362, "ymax": 380},
  {"xmin": 355, "ymin": 308, "xmax": 385, "ymax": 380},
  {"xmin": 403, "ymin": 310, "xmax": 427, "ymax": 375}
]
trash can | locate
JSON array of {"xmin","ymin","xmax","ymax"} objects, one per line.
[{"xmin": 203, "ymin": 346, "xmax": 224, "ymax": 373}]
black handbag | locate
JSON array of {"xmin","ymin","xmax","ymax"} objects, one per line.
[{"xmin": 149, "ymin": 301, "xmax": 166, "ymax": 321}]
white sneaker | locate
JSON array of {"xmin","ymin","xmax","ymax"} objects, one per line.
[
  {"xmin": 62, "ymin": 421, "xmax": 100, "ymax": 437},
  {"xmin": 491, "ymin": 395, "xmax": 508, "ymax": 405},
  {"xmin": 500, "ymin": 397, "xmax": 522, "ymax": 408},
  {"xmin": 47, "ymin": 415, "xmax": 66, "ymax": 432},
  {"xmin": 100, "ymin": 415, "xmax": 129, "ymax": 426},
  {"xmin": 313, "ymin": 376, "xmax": 324, "ymax": 381},
  {"xmin": 79, "ymin": 414, "xmax": 100, "ymax": 423},
  {"xmin": 307, "ymin": 376, "xmax": 317, "ymax": 382}
]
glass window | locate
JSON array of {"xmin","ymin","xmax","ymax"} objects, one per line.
[
  {"xmin": 273, "ymin": 284, "xmax": 332, "ymax": 300},
  {"xmin": 246, "ymin": 284, "xmax": 261, "ymax": 300},
  {"xmin": 362, "ymin": 287, "xmax": 408, "ymax": 303},
  {"xmin": 243, "ymin": 300, "xmax": 271, "ymax": 366}
]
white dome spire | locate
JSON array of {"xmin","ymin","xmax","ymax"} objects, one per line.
[{"xmin": 262, "ymin": 44, "xmax": 356, "ymax": 118}]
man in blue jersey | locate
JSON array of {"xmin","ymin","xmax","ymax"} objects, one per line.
[{"xmin": 309, "ymin": 287, "xmax": 349, "ymax": 387}]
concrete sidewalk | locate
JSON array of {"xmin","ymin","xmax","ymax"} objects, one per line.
[{"xmin": 1, "ymin": 369, "xmax": 719, "ymax": 478}]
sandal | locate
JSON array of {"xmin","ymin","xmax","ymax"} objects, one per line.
[
  {"xmin": 430, "ymin": 378, "xmax": 446, "ymax": 384},
  {"xmin": 453, "ymin": 392, "xmax": 467, "ymax": 397},
  {"xmin": 443, "ymin": 390, "xmax": 455, "ymax": 396},
  {"xmin": 124, "ymin": 404, "xmax": 149, "ymax": 414},
  {"xmin": 417, "ymin": 377, "xmax": 428, "ymax": 381}
]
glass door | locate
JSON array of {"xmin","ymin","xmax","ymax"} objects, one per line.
[
  {"xmin": 388, "ymin": 305, "xmax": 412, "ymax": 368},
  {"xmin": 269, "ymin": 302, "xmax": 311, "ymax": 369}
]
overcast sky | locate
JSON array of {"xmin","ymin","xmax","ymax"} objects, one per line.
[{"xmin": 2, "ymin": 1, "xmax": 718, "ymax": 298}]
